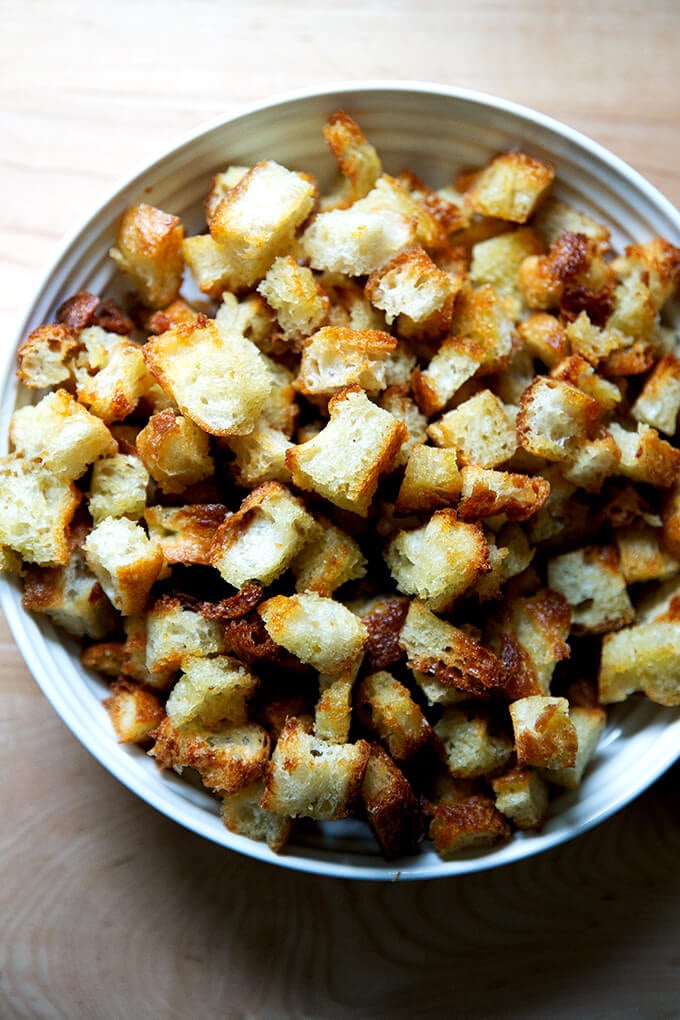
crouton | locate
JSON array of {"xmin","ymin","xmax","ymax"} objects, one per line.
[
  {"xmin": 473, "ymin": 523, "xmax": 535, "ymax": 601},
  {"xmin": 291, "ymin": 518, "xmax": 367, "ymax": 596},
  {"xmin": 449, "ymin": 283, "xmax": 514, "ymax": 373},
  {"xmin": 466, "ymin": 151, "xmax": 554, "ymax": 223},
  {"xmin": 412, "ymin": 337, "xmax": 483, "ymax": 417},
  {"xmin": 357, "ymin": 174, "xmax": 447, "ymax": 250},
  {"xmin": 360, "ymin": 744, "xmax": 423, "ymax": 859},
  {"xmin": 435, "ymin": 707, "xmax": 513, "ymax": 778},
  {"xmin": 399, "ymin": 599, "xmax": 506, "ymax": 697},
  {"xmin": 395, "ymin": 444, "xmax": 462, "ymax": 513},
  {"xmin": 88, "ymin": 453, "xmax": 149, "ymax": 524},
  {"xmin": 144, "ymin": 503, "xmax": 229, "ymax": 565},
  {"xmin": 204, "ymin": 166, "xmax": 250, "ymax": 221},
  {"xmin": 286, "ymin": 385, "xmax": 406, "ymax": 517},
  {"xmin": 261, "ymin": 717, "xmax": 370, "ymax": 820},
  {"xmin": 517, "ymin": 313, "xmax": 568, "ymax": 368},
  {"xmin": 145, "ymin": 598, "xmax": 225, "ymax": 680},
  {"xmin": 614, "ymin": 521, "xmax": 680, "ymax": 584},
  {"xmin": 547, "ymin": 545, "xmax": 633, "ymax": 635},
  {"xmin": 662, "ymin": 480, "xmax": 680, "ymax": 560},
  {"xmin": 491, "ymin": 766, "xmax": 550, "ymax": 829},
  {"xmin": 21, "ymin": 543, "xmax": 116, "ymax": 639},
  {"xmin": 457, "ymin": 466, "xmax": 550, "ymax": 522},
  {"xmin": 517, "ymin": 376, "xmax": 601, "ymax": 461},
  {"xmin": 181, "ymin": 233, "xmax": 237, "ymax": 298},
  {"xmin": 103, "ymin": 678, "xmax": 164, "ymax": 744},
  {"xmin": 143, "ymin": 318, "xmax": 272, "ymax": 437},
  {"xmin": 9, "ymin": 389, "xmax": 116, "ymax": 481},
  {"xmin": 75, "ymin": 339, "xmax": 158, "ymax": 425},
  {"xmin": 16, "ymin": 323, "xmax": 79, "ymax": 389},
  {"xmin": 227, "ymin": 422, "xmax": 294, "ymax": 488},
  {"xmin": 509, "ymin": 696, "xmax": 578, "ymax": 769},
  {"xmin": 599, "ymin": 620, "xmax": 680, "ymax": 706},
  {"xmin": 612, "ymin": 237, "xmax": 680, "ymax": 310},
  {"xmin": 210, "ymin": 482, "xmax": 317, "ymax": 588},
  {"xmin": 136, "ymin": 409, "xmax": 214, "ymax": 495},
  {"xmin": 83, "ymin": 516, "xmax": 163, "ymax": 616},
  {"xmin": 355, "ymin": 670, "xmax": 433, "ymax": 761},
  {"xmin": 151, "ymin": 716, "xmax": 270, "ymax": 794},
  {"xmin": 561, "ymin": 431, "xmax": 621, "ymax": 493},
  {"xmin": 322, "ymin": 110, "xmax": 382, "ymax": 205},
  {"xmin": 429, "ymin": 795, "xmax": 511, "ymax": 858},
  {"xmin": 313, "ymin": 670, "xmax": 356, "ymax": 744},
  {"xmin": 165, "ymin": 654, "xmax": 259, "ymax": 727},
  {"xmin": 257, "ymin": 255, "xmax": 329, "ymax": 342},
  {"xmin": 109, "ymin": 203, "xmax": 184, "ymax": 308},
  {"xmin": 365, "ymin": 246, "xmax": 457, "ymax": 340},
  {"xmin": 259, "ymin": 591, "xmax": 367, "ymax": 675},
  {"xmin": 0, "ymin": 455, "xmax": 80, "ymax": 566},
  {"xmin": 220, "ymin": 780, "xmax": 293, "ymax": 853},
  {"xmin": 540, "ymin": 706, "xmax": 607, "ymax": 789},
  {"xmin": 427, "ymin": 389, "xmax": 517, "ymax": 467},
  {"xmin": 294, "ymin": 326, "xmax": 397, "ymax": 397},
  {"xmin": 470, "ymin": 227, "xmax": 544, "ymax": 317},
  {"xmin": 609, "ymin": 421, "xmax": 680, "ymax": 488},
  {"xmin": 565, "ymin": 311, "xmax": 626, "ymax": 364},
  {"xmin": 485, "ymin": 589, "xmax": 571, "ymax": 699},
  {"xmin": 379, "ymin": 385, "xmax": 428, "ymax": 465},
  {"xmin": 352, "ymin": 595, "xmax": 410, "ymax": 673},
  {"xmin": 532, "ymin": 196, "xmax": 611, "ymax": 249},
  {"xmin": 631, "ymin": 353, "xmax": 680, "ymax": 436},
  {"xmin": 550, "ymin": 354, "xmax": 622, "ymax": 412}
]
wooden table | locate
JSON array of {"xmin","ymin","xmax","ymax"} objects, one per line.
[{"xmin": 1, "ymin": 3, "xmax": 679, "ymax": 1017}]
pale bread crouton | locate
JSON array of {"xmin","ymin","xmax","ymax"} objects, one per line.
[
  {"xmin": 145, "ymin": 598, "xmax": 225, "ymax": 681},
  {"xmin": 210, "ymin": 482, "xmax": 317, "ymax": 588},
  {"xmin": 21, "ymin": 547, "xmax": 116, "ymax": 640},
  {"xmin": 517, "ymin": 313, "xmax": 569, "ymax": 368},
  {"xmin": 470, "ymin": 227, "xmax": 544, "ymax": 317},
  {"xmin": 385, "ymin": 511, "xmax": 489, "ymax": 612},
  {"xmin": 473, "ymin": 523, "xmax": 535, "ymax": 601},
  {"xmin": 412, "ymin": 337, "xmax": 483, "ymax": 417},
  {"xmin": 165, "ymin": 654, "xmax": 259, "ymax": 727},
  {"xmin": 609, "ymin": 421, "xmax": 680, "ymax": 488},
  {"xmin": 379, "ymin": 386, "xmax": 428, "ymax": 465},
  {"xmin": 429, "ymin": 795, "xmax": 511, "ymax": 858},
  {"xmin": 286, "ymin": 385, "xmax": 407, "ymax": 516},
  {"xmin": 355, "ymin": 670, "xmax": 433, "ymax": 762},
  {"xmin": 204, "ymin": 166, "xmax": 250, "ymax": 221},
  {"xmin": 491, "ymin": 766, "xmax": 550, "ymax": 829},
  {"xmin": 509, "ymin": 696, "xmax": 578, "ymax": 769},
  {"xmin": 493, "ymin": 346, "xmax": 538, "ymax": 408},
  {"xmin": 294, "ymin": 326, "xmax": 397, "ymax": 397},
  {"xmin": 457, "ymin": 466, "xmax": 550, "ymax": 522},
  {"xmin": 410, "ymin": 669, "xmax": 468, "ymax": 707},
  {"xmin": 257, "ymin": 255, "xmax": 329, "ymax": 342},
  {"xmin": 365, "ymin": 246, "xmax": 458, "ymax": 340},
  {"xmin": 599, "ymin": 620, "xmax": 680, "ymax": 706},
  {"xmin": 614, "ymin": 522, "xmax": 680, "ymax": 584},
  {"xmin": 261, "ymin": 716, "xmax": 370, "ymax": 820},
  {"xmin": 291, "ymin": 517, "xmax": 367, "ymax": 596},
  {"xmin": 547, "ymin": 546, "xmax": 633, "ymax": 635},
  {"xmin": 220, "ymin": 780, "xmax": 293, "ymax": 853},
  {"xmin": 435, "ymin": 708, "xmax": 513, "ymax": 778},
  {"xmin": 606, "ymin": 265, "xmax": 658, "ymax": 340},
  {"xmin": 357, "ymin": 174, "xmax": 447, "ymax": 250},
  {"xmin": 550, "ymin": 355, "xmax": 622, "ymax": 412},
  {"xmin": 565, "ymin": 311, "xmax": 627, "ymax": 364},
  {"xmin": 182, "ymin": 234, "xmax": 238, "ymax": 298},
  {"xmin": 517, "ymin": 376, "xmax": 601, "ymax": 462},
  {"xmin": 103, "ymin": 679, "xmax": 165, "ymax": 744},
  {"xmin": 631, "ymin": 353, "xmax": 680, "ymax": 436},
  {"xmin": 109, "ymin": 203, "xmax": 184, "ymax": 308},
  {"xmin": 206, "ymin": 160, "xmax": 316, "ymax": 290},
  {"xmin": 360, "ymin": 743, "xmax": 424, "ymax": 859},
  {"xmin": 532, "ymin": 196, "xmax": 611, "ymax": 248},
  {"xmin": 611, "ymin": 237, "xmax": 680, "ymax": 310},
  {"xmin": 561, "ymin": 431, "xmax": 622, "ymax": 493},
  {"xmin": 427, "ymin": 389, "xmax": 517, "ymax": 467},
  {"xmin": 9, "ymin": 389, "xmax": 116, "ymax": 481},
  {"xmin": 136, "ymin": 409, "xmax": 214, "ymax": 495},
  {"xmin": 259, "ymin": 591, "xmax": 367, "ymax": 675},
  {"xmin": 322, "ymin": 273, "xmax": 389, "ymax": 331},
  {"xmin": 84, "ymin": 516, "xmax": 163, "ymax": 616},
  {"xmin": 144, "ymin": 504, "xmax": 229, "ymax": 565},
  {"xmin": 143, "ymin": 318, "xmax": 272, "ymax": 437},
  {"xmin": 256, "ymin": 355, "xmax": 298, "ymax": 435},
  {"xmin": 540, "ymin": 706, "xmax": 607, "ymax": 789},
  {"xmin": 215, "ymin": 292, "xmax": 275, "ymax": 350},
  {"xmin": 151, "ymin": 716, "xmax": 270, "ymax": 794},
  {"xmin": 466, "ymin": 151, "xmax": 554, "ymax": 223},
  {"xmin": 227, "ymin": 422, "xmax": 293, "ymax": 488},
  {"xmin": 16, "ymin": 323, "xmax": 79, "ymax": 389},
  {"xmin": 75, "ymin": 339, "xmax": 158, "ymax": 424},
  {"xmin": 399, "ymin": 599, "xmax": 506, "ymax": 697},
  {"xmin": 322, "ymin": 110, "xmax": 382, "ymax": 206},
  {"xmin": 395, "ymin": 444, "xmax": 462, "ymax": 513},
  {"xmin": 527, "ymin": 465, "xmax": 581, "ymax": 544},
  {"xmin": 395, "ymin": 169, "xmax": 468, "ymax": 243},
  {"xmin": 0, "ymin": 455, "xmax": 80, "ymax": 566},
  {"xmin": 485, "ymin": 589, "xmax": 571, "ymax": 699},
  {"xmin": 88, "ymin": 453, "xmax": 149, "ymax": 524},
  {"xmin": 449, "ymin": 283, "xmax": 514, "ymax": 373},
  {"xmin": 314, "ymin": 670, "xmax": 357, "ymax": 744}
]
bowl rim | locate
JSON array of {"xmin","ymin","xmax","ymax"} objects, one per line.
[{"xmin": 2, "ymin": 80, "xmax": 679, "ymax": 881}]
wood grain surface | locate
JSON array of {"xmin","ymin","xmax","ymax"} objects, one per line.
[{"xmin": 1, "ymin": 3, "xmax": 679, "ymax": 1018}]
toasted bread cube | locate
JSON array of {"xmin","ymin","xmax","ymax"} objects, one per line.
[
  {"xmin": 291, "ymin": 518, "xmax": 367, "ymax": 596},
  {"xmin": 410, "ymin": 669, "xmax": 468, "ymax": 707},
  {"xmin": 144, "ymin": 503, "xmax": 229, "ymax": 565},
  {"xmin": 491, "ymin": 766, "xmax": 550, "ymax": 829},
  {"xmin": 427, "ymin": 389, "xmax": 517, "ymax": 468},
  {"xmin": 435, "ymin": 708, "xmax": 513, "ymax": 778},
  {"xmin": 365, "ymin": 247, "xmax": 457, "ymax": 340},
  {"xmin": 261, "ymin": 717, "xmax": 369, "ymax": 820},
  {"xmin": 429, "ymin": 795, "xmax": 511, "ymax": 858},
  {"xmin": 395, "ymin": 444, "xmax": 462, "ymax": 513},
  {"xmin": 145, "ymin": 598, "xmax": 225, "ymax": 680},
  {"xmin": 22, "ymin": 539, "xmax": 116, "ymax": 638},
  {"xmin": 220, "ymin": 780, "xmax": 293, "ymax": 853},
  {"xmin": 136, "ymin": 409, "xmax": 214, "ymax": 495},
  {"xmin": 517, "ymin": 376, "xmax": 601, "ymax": 462},
  {"xmin": 0, "ymin": 456, "xmax": 80, "ymax": 566},
  {"xmin": 103, "ymin": 679, "xmax": 164, "ymax": 744},
  {"xmin": 550, "ymin": 354, "xmax": 622, "ymax": 412},
  {"xmin": 615, "ymin": 522, "xmax": 680, "ymax": 584},
  {"xmin": 399, "ymin": 599, "xmax": 506, "ymax": 697},
  {"xmin": 227, "ymin": 422, "xmax": 294, "ymax": 487},
  {"xmin": 631, "ymin": 354, "xmax": 680, "ymax": 436},
  {"xmin": 561, "ymin": 430, "xmax": 621, "ymax": 493},
  {"xmin": 259, "ymin": 591, "xmax": 367, "ymax": 676},
  {"xmin": 16, "ymin": 323, "xmax": 79, "ymax": 389},
  {"xmin": 599, "ymin": 620, "xmax": 680, "ymax": 706},
  {"xmin": 204, "ymin": 166, "xmax": 250, "ymax": 220},
  {"xmin": 210, "ymin": 482, "xmax": 317, "ymax": 588},
  {"xmin": 517, "ymin": 313, "xmax": 569, "ymax": 368},
  {"xmin": 386, "ymin": 511, "xmax": 489, "ymax": 612},
  {"xmin": 609, "ymin": 422, "xmax": 680, "ymax": 488},
  {"xmin": 607, "ymin": 266, "xmax": 660, "ymax": 341},
  {"xmin": 84, "ymin": 516, "xmax": 163, "ymax": 616},
  {"xmin": 75, "ymin": 339, "xmax": 157, "ymax": 424},
  {"xmin": 450, "ymin": 284, "xmax": 514, "ymax": 372},
  {"xmin": 412, "ymin": 338, "xmax": 483, "ymax": 417},
  {"xmin": 486, "ymin": 589, "xmax": 570, "ymax": 699},
  {"xmin": 457, "ymin": 466, "xmax": 550, "ymax": 522},
  {"xmin": 322, "ymin": 110, "xmax": 382, "ymax": 205},
  {"xmin": 165, "ymin": 654, "xmax": 258, "ymax": 728},
  {"xmin": 510, "ymin": 696, "xmax": 578, "ymax": 769},
  {"xmin": 215, "ymin": 292, "xmax": 275, "ymax": 350},
  {"xmin": 563, "ymin": 311, "xmax": 625, "ymax": 364},
  {"xmin": 257, "ymin": 256, "xmax": 329, "ymax": 342},
  {"xmin": 540, "ymin": 706, "xmax": 606, "ymax": 789},
  {"xmin": 313, "ymin": 670, "xmax": 357, "ymax": 744},
  {"xmin": 532, "ymin": 196, "xmax": 611, "ymax": 248},
  {"xmin": 470, "ymin": 227, "xmax": 544, "ymax": 317},
  {"xmin": 88, "ymin": 453, "xmax": 149, "ymax": 524},
  {"xmin": 361, "ymin": 744, "xmax": 423, "ymax": 859},
  {"xmin": 9, "ymin": 389, "xmax": 116, "ymax": 481},
  {"xmin": 355, "ymin": 174, "xmax": 447, "ymax": 251},
  {"xmin": 181, "ymin": 233, "xmax": 236, "ymax": 298},
  {"xmin": 355, "ymin": 670, "xmax": 432, "ymax": 762},
  {"xmin": 379, "ymin": 386, "xmax": 428, "ymax": 465},
  {"xmin": 613, "ymin": 237, "xmax": 680, "ymax": 310},
  {"xmin": 466, "ymin": 152, "xmax": 554, "ymax": 224},
  {"xmin": 547, "ymin": 546, "xmax": 633, "ymax": 636},
  {"xmin": 473, "ymin": 523, "xmax": 535, "ymax": 601},
  {"xmin": 294, "ymin": 326, "xmax": 397, "ymax": 397},
  {"xmin": 143, "ymin": 318, "xmax": 272, "ymax": 437},
  {"xmin": 286, "ymin": 385, "xmax": 406, "ymax": 517},
  {"xmin": 109, "ymin": 203, "xmax": 184, "ymax": 308},
  {"xmin": 151, "ymin": 716, "xmax": 270, "ymax": 794}
]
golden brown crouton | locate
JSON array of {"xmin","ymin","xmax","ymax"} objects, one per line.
[
  {"xmin": 427, "ymin": 389, "xmax": 518, "ymax": 468},
  {"xmin": 395, "ymin": 444, "xmax": 462, "ymax": 513},
  {"xmin": 631, "ymin": 353, "xmax": 680, "ymax": 436},
  {"xmin": 457, "ymin": 466, "xmax": 550, "ymax": 522},
  {"xmin": 517, "ymin": 376, "xmax": 601, "ymax": 461},
  {"xmin": 611, "ymin": 237, "xmax": 680, "ymax": 311},
  {"xmin": 314, "ymin": 670, "xmax": 357, "ymax": 745},
  {"xmin": 259, "ymin": 591, "xmax": 367, "ymax": 676},
  {"xmin": 598, "ymin": 620, "xmax": 680, "ymax": 706},
  {"xmin": 355, "ymin": 670, "xmax": 433, "ymax": 762},
  {"xmin": 0, "ymin": 456, "xmax": 80, "ymax": 566},
  {"xmin": 294, "ymin": 326, "xmax": 397, "ymax": 397},
  {"xmin": 540, "ymin": 706, "xmax": 607, "ymax": 789},
  {"xmin": 21, "ymin": 549, "xmax": 116, "ymax": 640},
  {"xmin": 448, "ymin": 283, "xmax": 514, "ymax": 372},
  {"xmin": 144, "ymin": 503, "xmax": 229, "ymax": 565},
  {"xmin": 662, "ymin": 480, "xmax": 680, "ymax": 560},
  {"xmin": 257, "ymin": 255, "xmax": 329, "ymax": 342},
  {"xmin": 466, "ymin": 151, "xmax": 554, "ymax": 224},
  {"xmin": 109, "ymin": 203, "xmax": 184, "ymax": 308},
  {"xmin": 291, "ymin": 517, "xmax": 367, "ymax": 596},
  {"xmin": 322, "ymin": 110, "xmax": 382, "ymax": 205},
  {"xmin": 517, "ymin": 313, "xmax": 569, "ymax": 368},
  {"xmin": 485, "ymin": 588, "xmax": 571, "ymax": 699},
  {"xmin": 220, "ymin": 780, "xmax": 293, "ymax": 853},
  {"xmin": 83, "ymin": 516, "xmax": 163, "ymax": 616},
  {"xmin": 491, "ymin": 766, "xmax": 550, "ymax": 829},
  {"xmin": 75, "ymin": 337, "xmax": 158, "ymax": 425},
  {"xmin": 564, "ymin": 311, "xmax": 625, "ymax": 365},
  {"xmin": 165, "ymin": 654, "xmax": 259, "ymax": 728},
  {"xmin": 412, "ymin": 337, "xmax": 484, "ymax": 417},
  {"xmin": 547, "ymin": 545, "xmax": 634, "ymax": 635},
  {"xmin": 429, "ymin": 795, "xmax": 511, "ymax": 858},
  {"xmin": 145, "ymin": 598, "xmax": 225, "ymax": 681},
  {"xmin": 435, "ymin": 707, "xmax": 514, "ymax": 778},
  {"xmin": 532, "ymin": 196, "xmax": 611, "ymax": 249},
  {"xmin": 150, "ymin": 716, "xmax": 270, "ymax": 794},
  {"xmin": 549, "ymin": 353, "xmax": 622, "ymax": 412},
  {"xmin": 509, "ymin": 696, "xmax": 578, "ymax": 769},
  {"xmin": 365, "ymin": 246, "xmax": 458, "ymax": 340},
  {"xmin": 16, "ymin": 323, "xmax": 79, "ymax": 389},
  {"xmin": 609, "ymin": 422, "xmax": 680, "ymax": 488},
  {"xmin": 103, "ymin": 679, "xmax": 165, "ymax": 744},
  {"xmin": 561, "ymin": 430, "xmax": 622, "ymax": 493},
  {"xmin": 181, "ymin": 233, "xmax": 237, "ymax": 298},
  {"xmin": 470, "ymin": 227, "xmax": 544, "ymax": 318},
  {"xmin": 88, "ymin": 453, "xmax": 149, "ymax": 524},
  {"xmin": 136, "ymin": 409, "xmax": 215, "ymax": 495},
  {"xmin": 360, "ymin": 744, "xmax": 424, "ymax": 859},
  {"xmin": 614, "ymin": 521, "xmax": 680, "ymax": 584}
]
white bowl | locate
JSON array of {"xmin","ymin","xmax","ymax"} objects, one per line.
[{"xmin": 2, "ymin": 82, "xmax": 679, "ymax": 880}]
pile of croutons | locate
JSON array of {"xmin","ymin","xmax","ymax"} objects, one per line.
[{"xmin": 3, "ymin": 110, "xmax": 680, "ymax": 861}]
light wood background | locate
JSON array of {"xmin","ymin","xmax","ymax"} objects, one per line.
[{"xmin": 1, "ymin": 2, "xmax": 679, "ymax": 1018}]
